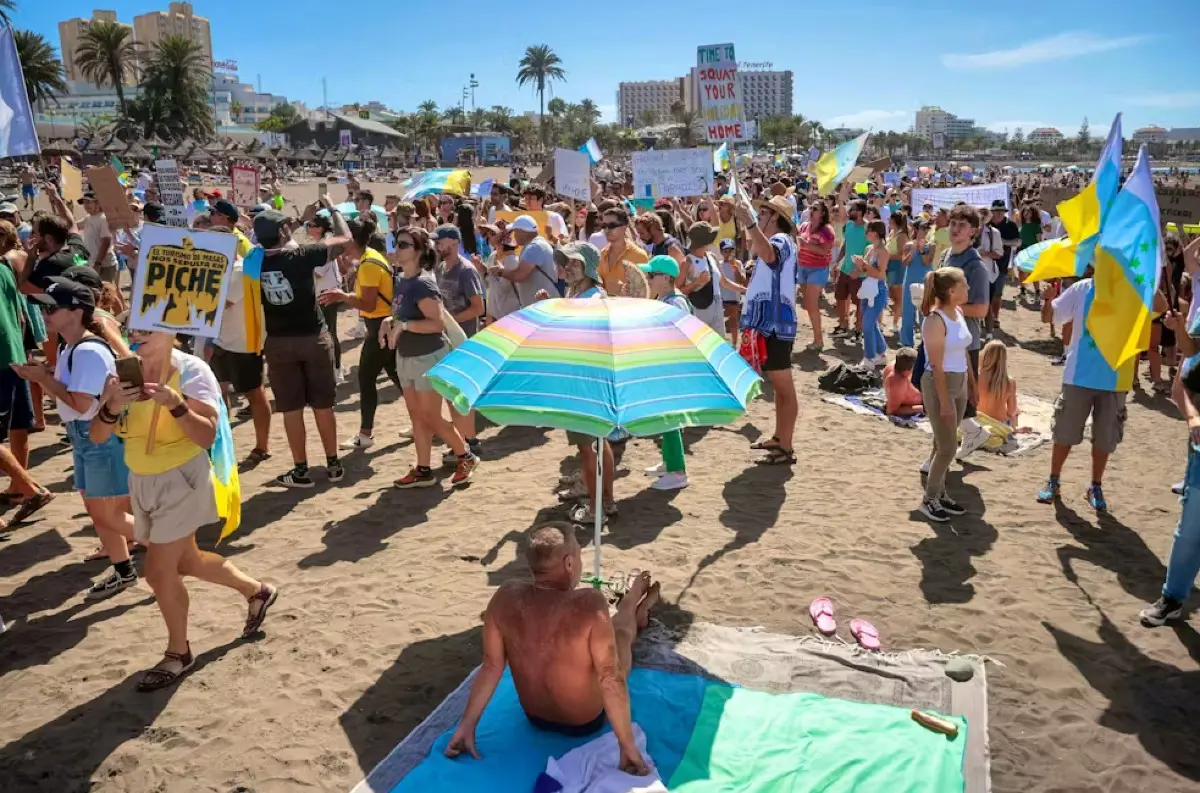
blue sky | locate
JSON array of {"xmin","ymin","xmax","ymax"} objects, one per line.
[{"xmin": 12, "ymin": 0, "xmax": 1200, "ymax": 134}]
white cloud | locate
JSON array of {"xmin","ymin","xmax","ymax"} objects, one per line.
[
  {"xmin": 825, "ymin": 109, "xmax": 910, "ymax": 131},
  {"xmin": 1126, "ymin": 91, "xmax": 1200, "ymax": 109},
  {"xmin": 942, "ymin": 32, "xmax": 1150, "ymax": 69}
]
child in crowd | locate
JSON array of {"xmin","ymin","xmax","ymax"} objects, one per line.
[
  {"xmin": 883, "ymin": 347, "xmax": 923, "ymax": 417},
  {"xmin": 971, "ymin": 339, "xmax": 1022, "ymax": 453}
]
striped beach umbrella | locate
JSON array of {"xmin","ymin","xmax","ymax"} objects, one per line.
[{"xmin": 428, "ymin": 297, "xmax": 762, "ymax": 579}]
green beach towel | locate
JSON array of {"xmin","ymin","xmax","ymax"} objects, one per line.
[{"xmin": 670, "ymin": 683, "xmax": 967, "ymax": 793}]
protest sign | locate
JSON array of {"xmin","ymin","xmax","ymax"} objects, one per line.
[
  {"xmin": 155, "ymin": 159, "xmax": 188, "ymax": 228},
  {"xmin": 1158, "ymin": 187, "xmax": 1200, "ymax": 226},
  {"xmin": 61, "ymin": 161, "xmax": 83, "ymax": 202},
  {"xmin": 493, "ymin": 210, "xmax": 554, "ymax": 241},
  {"xmin": 632, "ymin": 148, "xmax": 714, "ymax": 198},
  {"xmin": 553, "ymin": 148, "xmax": 591, "ymax": 202},
  {"xmin": 696, "ymin": 43, "xmax": 747, "ymax": 142},
  {"xmin": 866, "ymin": 156, "xmax": 892, "ymax": 173},
  {"xmin": 83, "ymin": 165, "xmax": 137, "ymax": 229},
  {"xmin": 231, "ymin": 164, "xmax": 259, "ymax": 207},
  {"xmin": 1038, "ymin": 187, "xmax": 1076, "ymax": 216},
  {"xmin": 339, "ymin": 129, "xmax": 352, "ymax": 147},
  {"xmin": 911, "ymin": 182, "xmax": 1011, "ymax": 214},
  {"xmin": 129, "ymin": 224, "xmax": 235, "ymax": 338},
  {"xmin": 883, "ymin": 172, "xmax": 901, "ymax": 186}
]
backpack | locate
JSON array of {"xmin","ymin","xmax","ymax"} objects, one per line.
[
  {"xmin": 687, "ymin": 253, "xmax": 717, "ymax": 311},
  {"xmin": 817, "ymin": 362, "xmax": 881, "ymax": 395}
]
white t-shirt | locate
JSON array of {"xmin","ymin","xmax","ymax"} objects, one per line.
[
  {"xmin": 314, "ymin": 258, "xmax": 342, "ymax": 293},
  {"xmin": 217, "ymin": 258, "xmax": 250, "ymax": 354},
  {"xmin": 587, "ymin": 230, "xmax": 608, "ymax": 250},
  {"xmin": 685, "ymin": 253, "xmax": 726, "ymax": 335},
  {"xmin": 173, "ymin": 348, "xmax": 223, "ymax": 409},
  {"xmin": 81, "ymin": 213, "xmax": 118, "ymax": 270},
  {"xmin": 54, "ymin": 337, "xmax": 116, "ymax": 421},
  {"xmin": 546, "ymin": 211, "xmax": 569, "ymax": 242}
]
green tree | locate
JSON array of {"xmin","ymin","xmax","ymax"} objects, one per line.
[
  {"xmin": 118, "ymin": 92, "xmax": 173, "ymax": 141},
  {"xmin": 638, "ymin": 108, "xmax": 659, "ymax": 128},
  {"xmin": 578, "ymin": 98, "xmax": 600, "ymax": 125},
  {"xmin": 14, "ymin": 30, "xmax": 67, "ymax": 107},
  {"xmin": 138, "ymin": 35, "xmax": 213, "ymax": 140},
  {"xmin": 442, "ymin": 106, "xmax": 465, "ymax": 125},
  {"xmin": 75, "ymin": 116, "xmax": 114, "ymax": 140},
  {"xmin": 515, "ymin": 44, "xmax": 566, "ymax": 147},
  {"xmin": 0, "ymin": 0, "xmax": 15, "ymax": 27},
  {"xmin": 254, "ymin": 103, "xmax": 298, "ymax": 133},
  {"xmin": 486, "ymin": 105, "xmax": 513, "ymax": 133},
  {"xmin": 418, "ymin": 99, "xmax": 438, "ymax": 116},
  {"xmin": 1076, "ymin": 116, "xmax": 1090, "ymax": 155},
  {"xmin": 546, "ymin": 97, "xmax": 567, "ymax": 118},
  {"xmin": 74, "ymin": 20, "xmax": 140, "ymax": 116}
]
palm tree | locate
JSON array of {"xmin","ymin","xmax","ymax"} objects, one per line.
[
  {"xmin": 74, "ymin": 20, "xmax": 140, "ymax": 116},
  {"xmin": 547, "ymin": 97, "xmax": 567, "ymax": 118},
  {"xmin": 139, "ymin": 35, "xmax": 213, "ymax": 140},
  {"xmin": 118, "ymin": 92, "xmax": 172, "ymax": 141},
  {"xmin": 76, "ymin": 116, "xmax": 114, "ymax": 141},
  {"xmin": 13, "ymin": 30, "xmax": 67, "ymax": 107},
  {"xmin": 0, "ymin": 0, "xmax": 15, "ymax": 27},
  {"xmin": 669, "ymin": 105, "xmax": 704, "ymax": 147},
  {"xmin": 486, "ymin": 105, "xmax": 513, "ymax": 133},
  {"xmin": 442, "ymin": 106, "xmax": 465, "ymax": 125},
  {"xmin": 578, "ymin": 98, "xmax": 600, "ymax": 125},
  {"xmin": 418, "ymin": 99, "xmax": 438, "ymax": 116},
  {"xmin": 515, "ymin": 44, "xmax": 566, "ymax": 147},
  {"xmin": 638, "ymin": 109, "xmax": 659, "ymax": 128},
  {"xmin": 469, "ymin": 107, "xmax": 487, "ymax": 131}
]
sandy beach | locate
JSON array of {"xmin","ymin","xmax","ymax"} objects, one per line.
[{"xmin": 1, "ymin": 182, "xmax": 1198, "ymax": 793}]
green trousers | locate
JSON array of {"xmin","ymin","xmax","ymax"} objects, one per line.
[{"xmin": 661, "ymin": 430, "xmax": 685, "ymax": 473}]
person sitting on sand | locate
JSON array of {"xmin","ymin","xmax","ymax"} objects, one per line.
[
  {"xmin": 883, "ymin": 347, "xmax": 923, "ymax": 418},
  {"xmin": 445, "ymin": 522, "xmax": 657, "ymax": 776}
]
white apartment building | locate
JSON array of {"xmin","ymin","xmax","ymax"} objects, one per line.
[
  {"xmin": 213, "ymin": 72, "xmax": 289, "ymax": 125},
  {"xmin": 133, "ymin": 2, "xmax": 213, "ymax": 67},
  {"xmin": 617, "ymin": 80, "xmax": 684, "ymax": 126},
  {"xmin": 36, "ymin": 80, "xmax": 233, "ymax": 128},
  {"xmin": 1028, "ymin": 127, "xmax": 1064, "ymax": 145},
  {"xmin": 1132, "ymin": 125, "xmax": 1168, "ymax": 144},
  {"xmin": 914, "ymin": 105, "xmax": 978, "ymax": 141}
]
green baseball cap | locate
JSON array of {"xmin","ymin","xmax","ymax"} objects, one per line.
[{"xmin": 639, "ymin": 255, "xmax": 679, "ymax": 279}]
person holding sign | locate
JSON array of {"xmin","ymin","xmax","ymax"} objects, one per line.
[
  {"xmin": 89, "ymin": 326, "xmax": 278, "ymax": 691},
  {"xmin": 15, "ymin": 279, "xmax": 137, "ymax": 597}
]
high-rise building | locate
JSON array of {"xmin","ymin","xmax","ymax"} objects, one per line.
[
  {"xmin": 914, "ymin": 105, "xmax": 977, "ymax": 141},
  {"xmin": 735, "ymin": 70, "xmax": 793, "ymax": 119},
  {"xmin": 133, "ymin": 2, "xmax": 212, "ymax": 68},
  {"xmin": 58, "ymin": 10, "xmax": 133, "ymax": 84},
  {"xmin": 617, "ymin": 79, "xmax": 685, "ymax": 127}
]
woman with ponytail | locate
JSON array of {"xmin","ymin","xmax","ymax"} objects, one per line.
[
  {"xmin": 917, "ymin": 266, "xmax": 974, "ymax": 523},
  {"xmin": 319, "ymin": 215, "xmax": 403, "ymax": 450},
  {"xmin": 14, "ymin": 277, "xmax": 134, "ymax": 598}
]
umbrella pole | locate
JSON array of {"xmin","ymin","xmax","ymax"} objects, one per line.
[{"xmin": 593, "ymin": 437, "xmax": 603, "ymax": 586}]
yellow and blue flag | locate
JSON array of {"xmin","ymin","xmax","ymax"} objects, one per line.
[
  {"xmin": 401, "ymin": 169, "xmax": 472, "ymax": 201},
  {"xmin": 578, "ymin": 137, "xmax": 603, "ymax": 164},
  {"xmin": 814, "ymin": 132, "xmax": 869, "ymax": 196},
  {"xmin": 1027, "ymin": 113, "xmax": 1122, "ymax": 282},
  {"xmin": 210, "ymin": 397, "xmax": 242, "ymax": 542},
  {"xmin": 1086, "ymin": 144, "xmax": 1161, "ymax": 371},
  {"xmin": 713, "ymin": 142, "xmax": 729, "ymax": 172},
  {"xmin": 240, "ymin": 247, "xmax": 266, "ymax": 354}
]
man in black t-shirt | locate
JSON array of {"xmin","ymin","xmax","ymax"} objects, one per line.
[
  {"xmin": 254, "ymin": 202, "xmax": 351, "ymax": 488},
  {"xmin": 987, "ymin": 199, "xmax": 1020, "ymax": 335},
  {"xmin": 21, "ymin": 214, "xmax": 90, "ymax": 294}
]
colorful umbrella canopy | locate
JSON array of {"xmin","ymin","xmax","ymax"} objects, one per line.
[
  {"xmin": 320, "ymin": 202, "xmax": 389, "ymax": 229},
  {"xmin": 1014, "ymin": 237, "xmax": 1077, "ymax": 275},
  {"xmin": 428, "ymin": 297, "xmax": 762, "ymax": 438}
]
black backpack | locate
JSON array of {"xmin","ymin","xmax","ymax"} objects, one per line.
[
  {"xmin": 817, "ymin": 362, "xmax": 881, "ymax": 395},
  {"xmin": 687, "ymin": 254, "xmax": 717, "ymax": 311}
]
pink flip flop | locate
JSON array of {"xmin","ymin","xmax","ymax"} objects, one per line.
[
  {"xmin": 850, "ymin": 619, "xmax": 881, "ymax": 651},
  {"xmin": 809, "ymin": 597, "xmax": 836, "ymax": 636}
]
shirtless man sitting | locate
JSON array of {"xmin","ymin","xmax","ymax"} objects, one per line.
[{"xmin": 445, "ymin": 522, "xmax": 660, "ymax": 775}]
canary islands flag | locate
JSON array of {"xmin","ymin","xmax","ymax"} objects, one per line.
[
  {"xmin": 713, "ymin": 142, "xmax": 729, "ymax": 172},
  {"xmin": 401, "ymin": 169, "xmax": 472, "ymax": 201},
  {"xmin": 578, "ymin": 137, "xmax": 602, "ymax": 164},
  {"xmin": 210, "ymin": 397, "xmax": 242, "ymax": 542},
  {"xmin": 814, "ymin": 132, "xmax": 869, "ymax": 196},
  {"xmin": 1027, "ymin": 113, "xmax": 1122, "ymax": 283},
  {"xmin": 240, "ymin": 247, "xmax": 266, "ymax": 354},
  {"xmin": 1086, "ymin": 144, "xmax": 1161, "ymax": 371}
]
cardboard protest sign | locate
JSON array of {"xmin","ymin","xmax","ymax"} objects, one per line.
[
  {"xmin": 866, "ymin": 156, "xmax": 892, "ymax": 173},
  {"xmin": 129, "ymin": 224, "xmax": 236, "ymax": 338},
  {"xmin": 83, "ymin": 165, "xmax": 136, "ymax": 229},
  {"xmin": 155, "ymin": 159, "xmax": 188, "ymax": 228},
  {"xmin": 231, "ymin": 165, "xmax": 259, "ymax": 207},
  {"xmin": 493, "ymin": 210, "xmax": 553, "ymax": 241},
  {"xmin": 632, "ymin": 148, "xmax": 714, "ymax": 198},
  {"xmin": 553, "ymin": 148, "xmax": 591, "ymax": 202},
  {"xmin": 61, "ymin": 161, "xmax": 83, "ymax": 202},
  {"xmin": 1037, "ymin": 187, "xmax": 1076, "ymax": 217},
  {"xmin": 1158, "ymin": 188, "xmax": 1200, "ymax": 226},
  {"xmin": 696, "ymin": 43, "xmax": 748, "ymax": 142},
  {"xmin": 912, "ymin": 183, "xmax": 1011, "ymax": 213}
]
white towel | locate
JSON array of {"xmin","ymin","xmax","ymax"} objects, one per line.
[
  {"xmin": 857, "ymin": 276, "xmax": 881, "ymax": 306},
  {"xmin": 544, "ymin": 724, "xmax": 667, "ymax": 793}
]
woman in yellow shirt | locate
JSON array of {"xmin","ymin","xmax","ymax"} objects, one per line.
[
  {"xmin": 318, "ymin": 216, "xmax": 401, "ymax": 450},
  {"xmin": 91, "ymin": 329, "xmax": 277, "ymax": 692}
]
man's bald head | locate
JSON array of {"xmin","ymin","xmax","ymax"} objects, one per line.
[{"xmin": 525, "ymin": 522, "xmax": 580, "ymax": 576}]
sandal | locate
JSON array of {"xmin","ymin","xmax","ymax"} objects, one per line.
[
  {"xmin": 137, "ymin": 645, "xmax": 195, "ymax": 692},
  {"xmin": 850, "ymin": 619, "xmax": 881, "ymax": 651},
  {"xmin": 242, "ymin": 583, "xmax": 278, "ymax": 638},
  {"xmin": 749, "ymin": 435, "xmax": 781, "ymax": 451},
  {"xmin": 568, "ymin": 502, "xmax": 611, "ymax": 525},
  {"xmin": 10, "ymin": 490, "xmax": 53, "ymax": 524},
  {"xmin": 239, "ymin": 448, "xmax": 272, "ymax": 470},
  {"xmin": 809, "ymin": 597, "xmax": 837, "ymax": 636},
  {"xmin": 756, "ymin": 447, "xmax": 797, "ymax": 466}
]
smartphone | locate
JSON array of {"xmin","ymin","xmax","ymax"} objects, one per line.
[
  {"xmin": 115, "ymin": 356, "xmax": 144, "ymax": 388},
  {"xmin": 318, "ymin": 182, "xmax": 328, "ymax": 199}
]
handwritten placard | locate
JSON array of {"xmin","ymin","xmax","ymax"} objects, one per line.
[
  {"xmin": 61, "ymin": 161, "xmax": 83, "ymax": 202},
  {"xmin": 553, "ymin": 148, "xmax": 591, "ymax": 202},
  {"xmin": 231, "ymin": 164, "xmax": 259, "ymax": 207},
  {"xmin": 83, "ymin": 165, "xmax": 136, "ymax": 229},
  {"xmin": 154, "ymin": 159, "xmax": 188, "ymax": 228},
  {"xmin": 911, "ymin": 182, "xmax": 1011, "ymax": 214},
  {"xmin": 696, "ymin": 43, "xmax": 747, "ymax": 142},
  {"xmin": 632, "ymin": 148, "xmax": 714, "ymax": 199},
  {"xmin": 1158, "ymin": 187, "xmax": 1200, "ymax": 225}
]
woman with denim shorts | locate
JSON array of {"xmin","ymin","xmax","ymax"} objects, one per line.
[{"xmin": 15, "ymin": 277, "xmax": 138, "ymax": 600}]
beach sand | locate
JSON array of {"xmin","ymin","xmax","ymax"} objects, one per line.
[{"xmin": 1, "ymin": 182, "xmax": 1198, "ymax": 792}]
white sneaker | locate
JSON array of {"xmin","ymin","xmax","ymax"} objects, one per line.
[
  {"xmin": 340, "ymin": 434, "xmax": 375, "ymax": 450},
  {"xmin": 398, "ymin": 427, "xmax": 414, "ymax": 439},
  {"xmin": 955, "ymin": 424, "xmax": 991, "ymax": 460},
  {"xmin": 650, "ymin": 472, "xmax": 689, "ymax": 491},
  {"xmin": 644, "ymin": 462, "xmax": 665, "ymax": 478},
  {"xmin": 919, "ymin": 457, "xmax": 931, "ymax": 474}
]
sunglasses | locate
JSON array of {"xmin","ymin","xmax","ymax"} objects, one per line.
[
  {"xmin": 601, "ymin": 222, "xmax": 625, "ymax": 230},
  {"xmin": 394, "ymin": 240, "xmax": 414, "ymax": 250}
]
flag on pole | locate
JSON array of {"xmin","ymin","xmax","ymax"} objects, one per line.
[
  {"xmin": 0, "ymin": 25, "xmax": 41, "ymax": 159},
  {"xmin": 728, "ymin": 157, "xmax": 757, "ymax": 224},
  {"xmin": 813, "ymin": 132, "xmax": 869, "ymax": 196},
  {"xmin": 578, "ymin": 137, "xmax": 603, "ymax": 164},
  {"xmin": 1027, "ymin": 113, "xmax": 1122, "ymax": 283},
  {"xmin": 1086, "ymin": 145, "xmax": 1162, "ymax": 370},
  {"xmin": 713, "ymin": 142, "xmax": 729, "ymax": 172}
]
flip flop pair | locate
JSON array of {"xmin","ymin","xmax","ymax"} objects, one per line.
[{"xmin": 809, "ymin": 597, "xmax": 881, "ymax": 651}]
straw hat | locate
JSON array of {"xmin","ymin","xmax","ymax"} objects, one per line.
[{"xmin": 753, "ymin": 195, "xmax": 796, "ymax": 226}]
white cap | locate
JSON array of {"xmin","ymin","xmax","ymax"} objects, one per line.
[{"xmin": 509, "ymin": 215, "xmax": 539, "ymax": 233}]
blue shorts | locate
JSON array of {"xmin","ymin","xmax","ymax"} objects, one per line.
[
  {"xmin": 21, "ymin": 184, "xmax": 36, "ymax": 199},
  {"xmin": 796, "ymin": 266, "xmax": 829, "ymax": 288},
  {"xmin": 886, "ymin": 262, "xmax": 905, "ymax": 286},
  {"xmin": 66, "ymin": 419, "xmax": 130, "ymax": 499}
]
